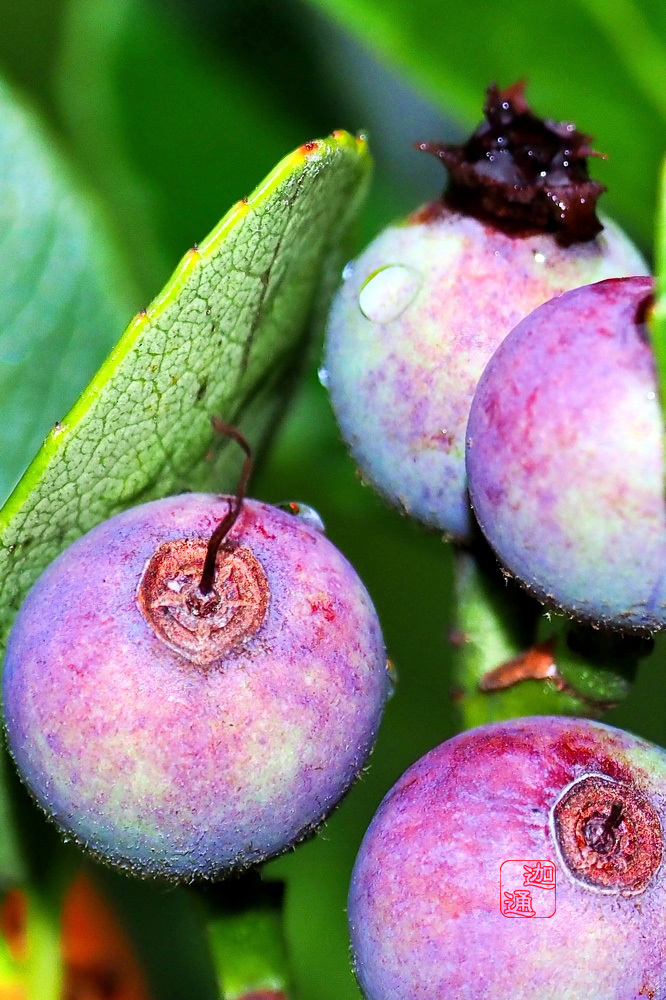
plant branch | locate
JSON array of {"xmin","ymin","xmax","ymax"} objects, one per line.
[{"xmin": 450, "ymin": 545, "xmax": 641, "ymax": 731}]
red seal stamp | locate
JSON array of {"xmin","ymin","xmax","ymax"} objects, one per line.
[{"xmin": 500, "ymin": 860, "xmax": 556, "ymax": 918}]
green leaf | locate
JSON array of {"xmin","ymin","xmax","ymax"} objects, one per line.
[
  {"xmin": 0, "ymin": 927, "xmax": 23, "ymax": 995},
  {"xmin": 451, "ymin": 550, "xmax": 645, "ymax": 728},
  {"xmin": 56, "ymin": 0, "xmax": 323, "ymax": 296},
  {"xmin": 0, "ymin": 75, "xmax": 136, "ymax": 507},
  {"xmin": 0, "ymin": 747, "xmax": 29, "ymax": 889},
  {"xmin": 305, "ymin": 0, "xmax": 663, "ymax": 247},
  {"xmin": 21, "ymin": 853, "xmax": 77, "ymax": 1000},
  {"xmin": 535, "ymin": 614, "xmax": 643, "ymax": 705},
  {"xmin": 2, "ymin": 847, "xmax": 78, "ymax": 1000},
  {"xmin": 19, "ymin": 886, "xmax": 62, "ymax": 1000},
  {"xmin": 0, "ymin": 130, "xmax": 371, "ymax": 656},
  {"xmin": 0, "ymin": 0, "xmax": 62, "ymax": 112}
]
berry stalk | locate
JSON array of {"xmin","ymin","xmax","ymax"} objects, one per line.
[
  {"xmin": 203, "ymin": 875, "xmax": 293, "ymax": 1000},
  {"xmin": 449, "ymin": 546, "xmax": 643, "ymax": 730}
]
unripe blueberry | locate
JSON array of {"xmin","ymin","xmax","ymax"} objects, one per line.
[
  {"xmin": 324, "ymin": 83, "xmax": 648, "ymax": 540},
  {"xmin": 3, "ymin": 455, "xmax": 389, "ymax": 878},
  {"xmin": 466, "ymin": 275, "xmax": 664, "ymax": 630},
  {"xmin": 349, "ymin": 717, "xmax": 666, "ymax": 1000}
]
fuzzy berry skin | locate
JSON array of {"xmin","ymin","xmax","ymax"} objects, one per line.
[
  {"xmin": 324, "ymin": 208, "xmax": 647, "ymax": 541},
  {"xmin": 3, "ymin": 494, "xmax": 388, "ymax": 880},
  {"xmin": 467, "ymin": 275, "xmax": 663, "ymax": 630},
  {"xmin": 349, "ymin": 717, "xmax": 666, "ymax": 1000}
]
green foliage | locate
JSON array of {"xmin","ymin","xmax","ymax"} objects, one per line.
[
  {"xmin": 1, "ymin": 2, "xmax": 666, "ymax": 999},
  {"xmin": 0, "ymin": 750, "xmax": 29, "ymax": 891},
  {"xmin": 0, "ymin": 77, "xmax": 135, "ymax": 508},
  {"xmin": 20, "ymin": 877, "xmax": 68, "ymax": 1000},
  {"xmin": 450, "ymin": 551, "xmax": 588, "ymax": 730},
  {"xmin": 536, "ymin": 615, "xmax": 641, "ymax": 704},
  {"xmin": 56, "ymin": 0, "xmax": 325, "ymax": 296},
  {"xmin": 0, "ymin": 129, "xmax": 370, "ymax": 657}
]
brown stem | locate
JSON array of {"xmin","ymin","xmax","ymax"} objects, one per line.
[
  {"xmin": 585, "ymin": 802, "xmax": 624, "ymax": 855},
  {"xmin": 198, "ymin": 420, "xmax": 253, "ymax": 596}
]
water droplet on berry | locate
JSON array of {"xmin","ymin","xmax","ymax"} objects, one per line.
[
  {"xmin": 276, "ymin": 501, "xmax": 326, "ymax": 534},
  {"xmin": 342, "ymin": 261, "xmax": 355, "ymax": 281},
  {"xmin": 317, "ymin": 366, "xmax": 330, "ymax": 389},
  {"xmin": 358, "ymin": 265, "xmax": 422, "ymax": 323}
]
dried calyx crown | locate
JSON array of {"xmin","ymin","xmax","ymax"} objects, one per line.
[
  {"xmin": 553, "ymin": 774, "xmax": 662, "ymax": 894},
  {"xmin": 418, "ymin": 81, "xmax": 606, "ymax": 246},
  {"xmin": 137, "ymin": 420, "xmax": 270, "ymax": 666},
  {"xmin": 198, "ymin": 419, "xmax": 252, "ymax": 596}
]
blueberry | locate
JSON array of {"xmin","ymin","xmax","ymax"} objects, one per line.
[
  {"xmin": 349, "ymin": 717, "xmax": 666, "ymax": 1000},
  {"xmin": 466, "ymin": 275, "xmax": 663, "ymax": 630},
  {"xmin": 3, "ymin": 489, "xmax": 389, "ymax": 879},
  {"xmin": 324, "ymin": 83, "xmax": 647, "ymax": 541}
]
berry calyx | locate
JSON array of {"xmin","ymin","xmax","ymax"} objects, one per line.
[
  {"xmin": 137, "ymin": 538, "xmax": 269, "ymax": 665},
  {"xmin": 419, "ymin": 81, "xmax": 605, "ymax": 245},
  {"xmin": 553, "ymin": 774, "xmax": 662, "ymax": 894}
]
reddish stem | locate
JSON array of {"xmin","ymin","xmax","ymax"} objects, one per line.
[{"xmin": 198, "ymin": 420, "xmax": 253, "ymax": 595}]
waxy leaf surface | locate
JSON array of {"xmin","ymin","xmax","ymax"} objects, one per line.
[
  {"xmin": 0, "ymin": 130, "xmax": 370, "ymax": 654},
  {"xmin": 0, "ymin": 76, "xmax": 135, "ymax": 508}
]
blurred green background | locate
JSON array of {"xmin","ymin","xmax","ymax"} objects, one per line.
[{"xmin": 2, "ymin": 0, "xmax": 666, "ymax": 997}]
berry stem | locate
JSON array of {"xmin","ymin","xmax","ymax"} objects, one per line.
[
  {"xmin": 198, "ymin": 421, "xmax": 253, "ymax": 596},
  {"xmin": 199, "ymin": 874, "xmax": 293, "ymax": 1000},
  {"xmin": 450, "ymin": 546, "xmax": 600, "ymax": 730},
  {"xmin": 585, "ymin": 801, "xmax": 624, "ymax": 855}
]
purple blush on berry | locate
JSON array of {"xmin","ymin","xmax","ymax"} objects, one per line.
[
  {"xmin": 349, "ymin": 716, "xmax": 666, "ymax": 1000},
  {"xmin": 324, "ymin": 84, "xmax": 648, "ymax": 542},
  {"xmin": 466, "ymin": 275, "xmax": 664, "ymax": 630},
  {"xmin": 3, "ymin": 494, "xmax": 389, "ymax": 880}
]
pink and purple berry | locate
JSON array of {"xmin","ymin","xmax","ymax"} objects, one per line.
[
  {"xmin": 324, "ymin": 83, "xmax": 648, "ymax": 541},
  {"xmin": 349, "ymin": 716, "xmax": 666, "ymax": 1000},
  {"xmin": 466, "ymin": 275, "xmax": 664, "ymax": 630},
  {"xmin": 3, "ymin": 493, "xmax": 389, "ymax": 879}
]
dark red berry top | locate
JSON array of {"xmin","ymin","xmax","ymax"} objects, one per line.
[{"xmin": 418, "ymin": 81, "xmax": 606, "ymax": 246}]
